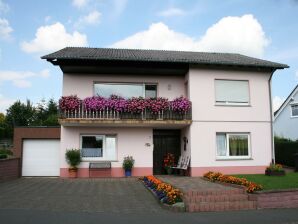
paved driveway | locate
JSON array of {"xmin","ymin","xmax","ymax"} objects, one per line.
[{"xmin": 0, "ymin": 178, "xmax": 164, "ymax": 213}]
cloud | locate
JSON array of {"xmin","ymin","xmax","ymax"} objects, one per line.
[
  {"xmin": 75, "ymin": 10, "xmax": 101, "ymax": 28},
  {"xmin": 0, "ymin": 18, "xmax": 13, "ymax": 40},
  {"xmin": 72, "ymin": 0, "xmax": 88, "ymax": 8},
  {"xmin": 273, "ymin": 96, "xmax": 285, "ymax": 112},
  {"xmin": 158, "ymin": 8, "xmax": 186, "ymax": 17},
  {"xmin": 0, "ymin": 0, "xmax": 9, "ymax": 14},
  {"xmin": 0, "ymin": 69, "xmax": 50, "ymax": 88},
  {"xmin": 111, "ymin": 14, "xmax": 269, "ymax": 58},
  {"xmin": 21, "ymin": 22, "xmax": 88, "ymax": 54},
  {"xmin": 0, "ymin": 94, "xmax": 14, "ymax": 113}
]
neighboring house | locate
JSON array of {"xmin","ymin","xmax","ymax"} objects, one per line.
[
  {"xmin": 33, "ymin": 47, "xmax": 288, "ymax": 178},
  {"xmin": 274, "ymin": 84, "xmax": 298, "ymax": 140}
]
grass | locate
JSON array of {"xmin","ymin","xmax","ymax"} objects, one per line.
[{"xmin": 234, "ymin": 172, "xmax": 298, "ymax": 191}]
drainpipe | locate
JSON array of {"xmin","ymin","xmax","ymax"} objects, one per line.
[{"xmin": 268, "ymin": 69, "xmax": 275, "ymax": 164}]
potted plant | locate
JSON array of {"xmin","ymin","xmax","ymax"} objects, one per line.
[
  {"xmin": 265, "ymin": 163, "xmax": 285, "ymax": 176},
  {"xmin": 122, "ymin": 156, "xmax": 134, "ymax": 177},
  {"xmin": 65, "ymin": 149, "xmax": 81, "ymax": 178},
  {"xmin": 163, "ymin": 153, "xmax": 175, "ymax": 175}
]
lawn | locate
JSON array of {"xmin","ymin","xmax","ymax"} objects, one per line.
[{"xmin": 234, "ymin": 172, "xmax": 298, "ymax": 191}]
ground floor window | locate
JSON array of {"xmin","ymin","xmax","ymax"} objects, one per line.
[
  {"xmin": 216, "ymin": 133, "xmax": 250, "ymax": 159},
  {"xmin": 81, "ymin": 135, "xmax": 117, "ymax": 160}
]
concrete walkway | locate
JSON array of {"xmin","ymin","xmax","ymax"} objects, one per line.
[{"xmin": 0, "ymin": 178, "xmax": 166, "ymax": 213}]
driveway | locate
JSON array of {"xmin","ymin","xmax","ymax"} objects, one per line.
[{"xmin": 0, "ymin": 178, "xmax": 164, "ymax": 213}]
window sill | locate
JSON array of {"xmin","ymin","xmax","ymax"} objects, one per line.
[
  {"xmin": 82, "ymin": 158, "xmax": 118, "ymax": 162},
  {"xmin": 290, "ymin": 116, "xmax": 298, "ymax": 118},
  {"xmin": 215, "ymin": 103, "xmax": 251, "ymax": 107},
  {"xmin": 215, "ymin": 157, "xmax": 253, "ymax": 161}
]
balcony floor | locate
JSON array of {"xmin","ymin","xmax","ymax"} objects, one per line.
[{"xmin": 59, "ymin": 118, "xmax": 192, "ymax": 128}]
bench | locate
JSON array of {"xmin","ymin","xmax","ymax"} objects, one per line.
[
  {"xmin": 89, "ymin": 162, "xmax": 111, "ymax": 177},
  {"xmin": 171, "ymin": 156, "xmax": 190, "ymax": 176}
]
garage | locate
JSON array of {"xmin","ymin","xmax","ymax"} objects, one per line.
[{"xmin": 22, "ymin": 139, "xmax": 60, "ymax": 176}]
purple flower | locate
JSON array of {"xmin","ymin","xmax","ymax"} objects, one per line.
[
  {"xmin": 59, "ymin": 95, "xmax": 81, "ymax": 111},
  {"xmin": 171, "ymin": 96, "xmax": 191, "ymax": 113}
]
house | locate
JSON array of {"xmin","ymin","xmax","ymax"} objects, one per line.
[
  {"xmin": 274, "ymin": 84, "xmax": 298, "ymax": 140},
  {"xmin": 18, "ymin": 47, "xmax": 287, "ymax": 178}
]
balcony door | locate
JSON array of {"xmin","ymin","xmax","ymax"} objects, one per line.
[{"xmin": 153, "ymin": 129, "xmax": 181, "ymax": 175}]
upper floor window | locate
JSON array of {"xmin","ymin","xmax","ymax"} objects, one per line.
[
  {"xmin": 215, "ymin": 80, "xmax": 249, "ymax": 105},
  {"xmin": 291, "ymin": 104, "xmax": 298, "ymax": 117},
  {"xmin": 94, "ymin": 83, "xmax": 157, "ymax": 98}
]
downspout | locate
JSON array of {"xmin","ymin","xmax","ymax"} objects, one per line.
[{"xmin": 268, "ymin": 69, "xmax": 276, "ymax": 164}]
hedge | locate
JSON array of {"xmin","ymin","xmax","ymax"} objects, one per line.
[{"xmin": 275, "ymin": 138, "xmax": 298, "ymax": 167}]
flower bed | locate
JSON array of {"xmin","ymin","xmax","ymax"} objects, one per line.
[
  {"xmin": 140, "ymin": 176, "xmax": 183, "ymax": 205},
  {"xmin": 59, "ymin": 95, "xmax": 191, "ymax": 115},
  {"xmin": 203, "ymin": 171, "xmax": 263, "ymax": 193},
  {"xmin": 265, "ymin": 163, "xmax": 285, "ymax": 176}
]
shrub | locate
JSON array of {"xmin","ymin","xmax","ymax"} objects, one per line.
[
  {"xmin": 0, "ymin": 154, "xmax": 8, "ymax": 159},
  {"xmin": 122, "ymin": 156, "xmax": 135, "ymax": 170},
  {"xmin": 275, "ymin": 137, "xmax": 298, "ymax": 167},
  {"xmin": 0, "ymin": 148, "xmax": 13, "ymax": 156},
  {"xmin": 65, "ymin": 149, "xmax": 81, "ymax": 169}
]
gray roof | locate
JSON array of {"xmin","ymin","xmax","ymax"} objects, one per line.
[{"xmin": 42, "ymin": 47, "xmax": 288, "ymax": 69}]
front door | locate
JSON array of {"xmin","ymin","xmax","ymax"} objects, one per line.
[{"xmin": 153, "ymin": 129, "xmax": 181, "ymax": 175}]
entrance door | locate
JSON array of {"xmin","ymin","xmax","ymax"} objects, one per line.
[{"xmin": 153, "ymin": 129, "xmax": 180, "ymax": 175}]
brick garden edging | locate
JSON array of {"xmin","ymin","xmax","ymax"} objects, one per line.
[
  {"xmin": 249, "ymin": 189, "xmax": 298, "ymax": 209},
  {"xmin": 202, "ymin": 177, "xmax": 298, "ymax": 209},
  {"xmin": 0, "ymin": 158, "xmax": 20, "ymax": 182}
]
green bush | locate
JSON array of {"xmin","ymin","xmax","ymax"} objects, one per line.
[
  {"xmin": 65, "ymin": 149, "xmax": 81, "ymax": 169},
  {"xmin": 275, "ymin": 137, "xmax": 298, "ymax": 167},
  {"xmin": 0, "ymin": 154, "xmax": 8, "ymax": 159},
  {"xmin": 0, "ymin": 148, "xmax": 13, "ymax": 156}
]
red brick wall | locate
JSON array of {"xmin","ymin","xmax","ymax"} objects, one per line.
[
  {"xmin": 13, "ymin": 127, "xmax": 61, "ymax": 158},
  {"xmin": 0, "ymin": 158, "xmax": 20, "ymax": 181},
  {"xmin": 249, "ymin": 190, "xmax": 298, "ymax": 208}
]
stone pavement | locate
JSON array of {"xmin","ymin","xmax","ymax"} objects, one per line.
[
  {"xmin": 158, "ymin": 176, "xmax": 235, "ymax": 191},
  {"xmin": 0, "ymin": 177, "xmax": 166, "ymax": 213}
]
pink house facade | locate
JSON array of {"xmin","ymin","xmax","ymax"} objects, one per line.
[{"xmin": 42, "ymin": 47, "xmax": 288, "ymax": 178}]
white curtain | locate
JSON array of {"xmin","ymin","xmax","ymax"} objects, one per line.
[
  {"xmin": 216, "ymin": 134, "xmax": 227, "ymax": 156},
  {"xmin": 215, "ymin": 80, "xmax": 249, "ymax": 103},
  {"xmin": 105, "ymin": 136, "xmax": 116, "ymax": 160}
]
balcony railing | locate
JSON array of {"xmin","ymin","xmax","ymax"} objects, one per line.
[{"xmin": 59, "ymin": 105, "xmax": 192, "ymax": 121}]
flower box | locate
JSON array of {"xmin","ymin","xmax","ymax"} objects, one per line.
[{"xmin": 265, "ymin": 169, "xmax": 285, "ymax": 176}]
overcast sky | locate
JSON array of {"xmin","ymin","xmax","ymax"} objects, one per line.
[{"xmin": 0, "ymin": 0, "xmax": 297, "ymax": 113}]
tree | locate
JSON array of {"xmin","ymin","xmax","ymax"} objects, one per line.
[
  {"xmin": 0, "ymin": 113, "xmax": 5, "ymax": 139},
  {"xmin": 5, "ymin": 100, "xmax": 36, "ymax": 137}
]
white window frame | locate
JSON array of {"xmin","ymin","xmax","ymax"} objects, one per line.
[
  {"xmin": 80, "ymin": 134, "xmax": 117, "ymax": 161},
  {"xmin": 216, "ymin": 133, "xmax": 251, "ymax": 160},
  {"xmin": 93, "ymin": 82, "xmax": 158, "ymax": 98},
  {"xmin": 214, "ymin": 79, "xmax": 250, "ymax": 106},
  {"xmin": 290, "ymin": 103, "xmax": 298, "ymax": 118}
]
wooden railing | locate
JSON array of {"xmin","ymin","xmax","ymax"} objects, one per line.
[{"xmin": 59, "ymin": 105, "xmax": 192, "ymax": 121}]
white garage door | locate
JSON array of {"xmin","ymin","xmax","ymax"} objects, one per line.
[{"xmin": 22, "ymin": 139, "xmax": 60, "ymax": 176}]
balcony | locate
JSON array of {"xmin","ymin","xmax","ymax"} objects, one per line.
[{"xmin": 58, "ymin": 95, "xmax": 192, "ymax": 127}]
